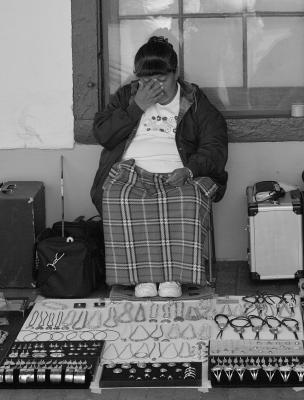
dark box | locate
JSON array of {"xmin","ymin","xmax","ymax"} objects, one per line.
[{"xmin": 0, "ymin": 181, "xmax": 45, "ymax": 287}]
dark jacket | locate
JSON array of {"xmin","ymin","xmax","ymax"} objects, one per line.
[{"xmin": 91, "ymin": 78, "xmax": 228, "ymax": 208}]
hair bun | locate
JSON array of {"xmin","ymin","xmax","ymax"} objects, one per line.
[{"xmin": 148, "ymin": 36, "xmax": 172, "ymax": 47}]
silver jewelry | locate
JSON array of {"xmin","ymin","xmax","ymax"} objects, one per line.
[
  {"xmin": 134, "ymin": 303, "xmax": 146, "ymax": 323},
  {"xmin": 279, "ymin": 365, "xmax": 292, "ymax": 382},
  {"xmin": 180, "ymin": 323, "xmax": 196, "ymax": 340},
  {"xmin": 25, "ymin": 310, "xmax": 39, "ymax": 329},
  {"xmin": 173, "ymin": 302, "xmax": 184, "ymax": 322},
  {"xmin": 36, "ymin": 311, "xmax": 48, "ymax": 330},
  {"xmin": 129, "ymin": 325, "xmax": 150, "ymax": 342},
  {"xmin": 161, "ymin": 303, "xmax": 171, "ymax": 323},
  {"xmin": 149, "ymin": 324, "xmax": 164, "ymax": 341},
  {"xmin": 86, "ymin": 310, "xmax": 102, "ymax": 330},
  {"xmin": 185, "ymin": 306, "xmax": 201, "ymax": 321},
  {"xmin": 53, "ymin": 311, "xmax": 64, "ymax": 330},
  {"xmin": 149, "ymin": 303, "xmax": 159, "ymax": 323},
  {"xmin": 117, "ymin": 302, "xmax": 134, "ymax": 323},
  {"xmin": 72, "ymin": 310, "xmax": 88, "ymax": 330},
  {"xmin": 61, "ymin": 310, "xmax": 77, "ymax": 330},
  {"xmin": 103, "ymin": 307, "xmax": 118, "ymax": 328},
  {"xmin": 166, "ymin": 323, "xmax": 180, "ymax": 339},
  {"xmin": 262, "ymin": 364, "xmax": 276, "ymax": 382}
]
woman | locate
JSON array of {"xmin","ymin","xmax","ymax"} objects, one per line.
[{"xmin": 91, "ymin": 36, "xmax": 228, "ymax": 298}]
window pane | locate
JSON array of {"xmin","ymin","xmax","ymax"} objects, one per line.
[
  {"xmin": 248, "ymin": 0, "xmax": 304, "ymax": 12},
  {"xmin": 183, "ymin": 0, "xmax": 243, "ymax": 13},
  {"xmin": 248, "ymin": 17, "xmax": 304, "ymax": 87},
  {"xmin": 108, "ymin": 19, "xmax": 179, "ymax": 94},
  {"xmin": 119, "ymin": 0, "xmax": 178, "ymax": 15},
  {"xmin": 184, "ymin": 18, "xmax": 243, "ymax": 88}
]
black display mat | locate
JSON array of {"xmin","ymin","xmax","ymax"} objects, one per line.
[
  {"xmin": 0, "ymin": 340, "xmax": 104, "ymax": 388},
  {"xmin": 100, "ymin": 361, "xmax": 202, "ymax": 388}
]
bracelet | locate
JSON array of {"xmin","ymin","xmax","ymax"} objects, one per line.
[
  {"xmin": 185, "ymin": 167, "xmax": 193, "ymax": 180},
  {"xmin": 50, "ymin": 331, "xmax": 65, "ymax": 341},
  {"xmin": 65, "ymin": 331, "xmax": 78, "ymax": 341},
  {"xmin": 93, "ymin": 330, "xmax": 107, "ymax": 341},
  {"xmin": 79, "ymin": 330, "xmax": 94, "ymax": 341},
  {"xmin": 36, "ymin": 331, "xmax": 52, "ymax": 341},
  {"xmin": 21, "ymin": 330, "xmax": 39, "ymax": 342}
]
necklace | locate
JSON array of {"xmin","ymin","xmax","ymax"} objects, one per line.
[
  {"xmin": 86, "ymin": 310, "xmax": 102, "ymax": 330},
  {"xmin": 134, "ymin": 303, "xmax": 146, "ymax": 323},
  {"xmin": 36, "ymin": 311, "xmax": 48, "ymax": 330},
  {"xmin": 25, "ymin": 311, "xmax": 39, "ymax": 329},
  {"xmin": 185, "ymin": 305, "xmax": 201, "ymax": 321},
  {"xmin": 178, "ymin": 341, "xmax": 193, "ymax": 358},
  {"xmin": 129, "ymin": 325, "xmax": 150, "ymax": 342},
  {"xmin": 161, "ymin": 303, "xmax": 171, "ymax": 323},
  {"xmin": 53, "ymin": 311, "xmax": 64, "ymax": 330},
  {"xmin": 117, "ymin": 302, "xmax": 133, "ymax": 323},
  {"xmin": 166, "ymin": 323, "xmax": 180, "ymax": 339},
  {"xmin": 61, "ymin": 310, "xmax": 77, "ymax": 330},
  {"xmin": 173, "ymin": 301, "xmax": 184, "ymax": 322},
  {"xmin": 46, "ymin": 312, "xmax": 55, "ymax": 330},
  {"xmin": 104, "ymin": 307, "xmax": 118, "ymax": 328},
  {"xmin": 71, "ymin": 311, "xmax": 86, "ymax": 330},
  {"xmin": 149, "ymin": 324, "xmax": 164, "ymax": 341},
  {"xmin": 149, "ymin": 303, "xmax": 159, "ymax": 323},
  {"xmin": 180, "ymin": 323, "xmax": 196, "ymax": 340}
]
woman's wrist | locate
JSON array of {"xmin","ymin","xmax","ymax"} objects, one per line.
[{"xmin": 185, "ymin": 167, "xmax": 193, "ymax": 180}]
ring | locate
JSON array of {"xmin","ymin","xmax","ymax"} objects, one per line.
[
  {"xmin": 4, "ymin": 369, "xmax": 14, "ymax": 384},
  {"xmin": 36, "ymin": 369, "xmax": 46, "ymax": 383},
  {"xmin": 18, "ymin": 371, "xmax": 28, "ymax": 384},
  {"xmin": 64, "ymin": 369, "xmax": 74, "ymax": 383},
  {"xmin": 49, "ymin": 369, "xmax": 62, "ymax": 384},
  {"xmin": 0, "ymin": 368, "xmax": 4, "ymax": 383},
  {"xmin": 73, "ymin": 371, "xmax": 86, "ymax": 384}
]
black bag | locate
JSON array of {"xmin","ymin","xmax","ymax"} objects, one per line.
[{"xmin": 35, "ymin": 216, "xmax": 105, "ymax": 298}]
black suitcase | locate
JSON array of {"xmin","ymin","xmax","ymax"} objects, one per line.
[{"xmin": 0, "ymin": 181, "xmax": 45, "ymax": 287}]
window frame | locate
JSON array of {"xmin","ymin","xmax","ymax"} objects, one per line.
[{"xmin": 71, "ymin": 0, "xmax": 304, "ymax": 144}]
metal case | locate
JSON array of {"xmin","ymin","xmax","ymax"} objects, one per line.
[
  {"xmin": 0, "ymin": 181, "xmax": 45, "ymax": 287},
  {"xmin": 247, "ymin": 187, "xmax": 303, "ymax": 280}
]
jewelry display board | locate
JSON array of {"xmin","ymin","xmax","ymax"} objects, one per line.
[
  {"xmin": 99, "ymin": 361, "xmax": 202, "ymax": 388},
  {"xmin": 0, "ymin": 340, "xmax": 104, "ymax": 388},
  {"xmin": 209, "ymin": 340, "xmax": 304, "ymax": 387},
  {"xmin": 5, "ymin": 291, "xmax": 303, "ymax": 391}
]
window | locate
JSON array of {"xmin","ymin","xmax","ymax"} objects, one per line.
[{"xmin": 72, "ymin": 0, "xmax": 304, "ymax": 143}]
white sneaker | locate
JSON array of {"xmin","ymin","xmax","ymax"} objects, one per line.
[
  {"xmin": 135, "ymin": 283, "xmax": 158, "ymax": 298},
  {"xmin": 158, "ymin": 281, "xmax": 182, "ymax": 298}
]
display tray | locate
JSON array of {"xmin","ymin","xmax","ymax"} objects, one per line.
[
  {"xmin": 99, "ymin": 361, "xmax": 202, "ymax": 388},
  {"xmin": 209, "ymin": 340, "xmax": 304, "ymax": 387},
  {"xmin": 0, "ymin": 340, "xmax": 104, "ymax": 388}
]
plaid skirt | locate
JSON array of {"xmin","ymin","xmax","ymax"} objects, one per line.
[{"xmin": 102, "ymin": 159, "xmax": 217, "ymax": 286}]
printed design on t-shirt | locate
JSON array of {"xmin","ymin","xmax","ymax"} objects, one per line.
[{"xmin": 143, "ymin": 114, "xmax": 178, "ymax": 136}]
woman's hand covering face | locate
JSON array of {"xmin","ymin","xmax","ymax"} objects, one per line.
[{"xmin": 134, "ymin": 79, "xmax": 164, "ymax": 111}]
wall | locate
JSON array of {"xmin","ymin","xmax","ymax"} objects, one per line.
[
  {"xmin": 1, "ymin": 1, "xmax": 304, "ymax": 261},
  {"xmin": 0, "ymin": 0, "xmax": 73, "ymax": 148}
]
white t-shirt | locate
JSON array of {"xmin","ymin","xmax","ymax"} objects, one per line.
[{"xmin": 123, "ymin": 83, "xmax": 183, "ymax": 173}]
